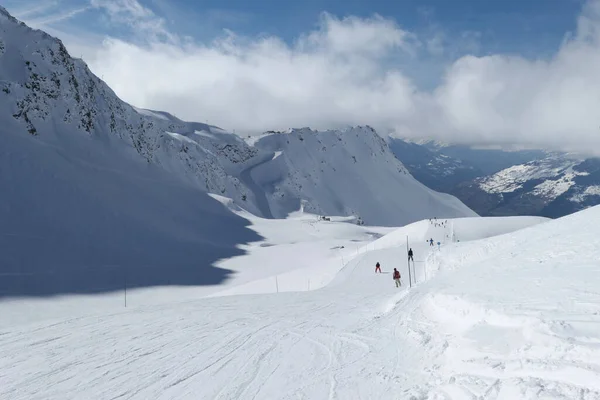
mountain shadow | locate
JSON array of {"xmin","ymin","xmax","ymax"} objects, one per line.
[{"xmin": 0, "ymin": 130, "xmax": 262, "ymax": 298}]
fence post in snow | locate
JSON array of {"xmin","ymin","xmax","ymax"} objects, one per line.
[{"xmin": 275, "ymin": 276, "xmax": 279, "ymax": 293}]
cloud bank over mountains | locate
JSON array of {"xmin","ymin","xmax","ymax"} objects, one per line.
[{"xmin": 11, "ymin": 0, "xmax": 600, "ymax": 154}]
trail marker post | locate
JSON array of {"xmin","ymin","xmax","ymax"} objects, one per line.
[{"xmin": 406, "ymin": 235, "xmax": 412, "ymax": 288}]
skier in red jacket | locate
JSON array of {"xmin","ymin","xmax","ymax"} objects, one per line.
[
  {"xmin": 393, "ymin": 268, "xmax": 401, "ymax": 287},
  {"xmin": 375, "ymin": 262, "xmax": 381, "ymax": 273}
]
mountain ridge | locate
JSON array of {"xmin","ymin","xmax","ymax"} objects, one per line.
[{"xmin": 0, "ymin": 8, "xmax": 476, "ymax": 228}]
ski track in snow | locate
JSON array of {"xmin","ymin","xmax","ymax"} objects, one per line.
[{"xmin": 3, "ymin": 212, "xmax": 600, "ymax": 399}]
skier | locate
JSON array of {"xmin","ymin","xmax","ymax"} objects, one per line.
[
  {"xmin": 408, "ymin": 248, "xmax": 414, "ymax": 262},
  {"xmin": 393, "ymin": 268, "xmax": 401, "ymax": 287},
  {"xmin": 375, "ymin": 262, "xmax": 381, "ymax": 273},
  {"xmin": 429, "ymin": 238, "xmax": 434, "ymax": 246}
]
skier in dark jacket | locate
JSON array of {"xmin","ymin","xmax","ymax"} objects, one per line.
[
  {"xmin": 408, "ymin": 248, "xmax": 414, "ymax": 262},
  {"xmin": 393, "ymin": 268, "xmax": 401, "ymax": 287},
  {"xmin": 375, "ymin": 262, "xmax": 381, "ymax": 273}
]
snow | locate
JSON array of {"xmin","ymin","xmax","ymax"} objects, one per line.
[
  {"xmin": 193, "ymin": 130, "xmax": 216, "ymax": 139},
  {"xmin": 0, "ymin": 8, "xmax": 475, "ymax": 313},
  {"xmin": 1, "ymin": 211, "xmax": 568, "ymax": 399},
  {"xmin": 4, "ymin": 8, "xmax": 600, "ymax": 399},
  {"xmin": 571, "ymin": 185, "xmax": 600, "ymax": 203},
  {"xmin": 531, "ymin": 172, "xmax": 578, "ymax": 198},
  {"xmin": 0, "ymin": 203, "xmax": 391, "ymax": 326},
  {"xmin": 0, "ymin": 5, "xmax": 475, "ymax": 227},
  {"xmin": 479, "ymin": 156, "xmax": 579, "ymax": 194},
  {"xmin": 250, "ymin": 127, "xmax": 477, "ymax": 225},
  {"xmin": 415, "ymin": 206, "xmax": 600, "ymax": 398},
  {"xmin": 132, "ymin": 106, "xmax": 170, "ymax": 120},
  {"xmin": 165, "ymin": 131, "xmax": 197, "ymax": 144},
  {"xmin": 583, "ymin": 185, "xmax": 600, "ymax": 196}
]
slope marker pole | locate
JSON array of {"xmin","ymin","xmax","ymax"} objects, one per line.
[
  {"xmin": 406, "ymin": 235, "xmax": 412, "ymax": 288},
  {"xmin": 275, "ymin": 276, "xmax": 279, "ymax": 293}
]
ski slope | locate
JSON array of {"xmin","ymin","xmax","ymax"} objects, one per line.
[
  {"xmin": 0, "ymin": 207, "xmax": 393, "ymax": 327},
  {"xmin": 8, "ymin": 212, "xmax": 596, "ymax": 400}
]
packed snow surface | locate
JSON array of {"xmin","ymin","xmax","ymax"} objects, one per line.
[{"xmin": 11, "ymin": 210, "xmax": 600, "ymax": 399}]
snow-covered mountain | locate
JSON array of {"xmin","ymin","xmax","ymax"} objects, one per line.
[
  {"xmin": 0, "ymin": 8, "xmax": 476, "ymax": 297},
  {"xmin": 424, "ymin": 142, "xmax": 548, "ymax": 176},
  {"xmin": 0, "ymin": 7, "xmax": 474, "ymax": 226},
  {"xmin": 245, "ymin": 127, "xmax": 477, "ymax": 225},
  {"xmin": 452, "ymin": 154, "xmax": 600, "ymax": 217},
  {"xmin": 396, "ymin": 137, "xmax": 548, "ymax": 176},
  {"xmin": 390, "ymin": 137, "xmax": 600, "ymax": 218}
]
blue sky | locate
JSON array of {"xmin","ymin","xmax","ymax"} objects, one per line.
[
  {"xmin": 7, "ymin": 0, "xmax": 584, "ymax": 64},
  {"xmin": 3, "ymin": 0, "xmax": 585, "ymax": 93},
  {"xmin": 5, "ymin": 0, "xmax": 600, "ymax": 152}
]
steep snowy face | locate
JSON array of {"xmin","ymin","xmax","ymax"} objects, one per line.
[
  {"xmin": 0, "ymin": 9, "xmax": 270, "ymax": 213},
  {"xmin": 249, "ymin": 127, "xmax": 477, "ymax": 226}
]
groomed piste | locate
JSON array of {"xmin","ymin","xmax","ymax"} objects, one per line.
[{"xmin": 4, "ymin": 207, "xmax": 600, "ymax": 399}]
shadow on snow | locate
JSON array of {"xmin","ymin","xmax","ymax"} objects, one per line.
[{"xmin": 0, "ymin": 130, "xmax": 263, "ymax": 298}]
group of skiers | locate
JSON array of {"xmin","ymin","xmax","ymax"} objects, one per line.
[
  {"xmin": 429, "ymin": 217, "xmax": 448, "ymax": 228},
  {"xmin": 376, "ymin": 263, "xmax": 403, "ymax": 288},
  {"xmin": 375, "ymin": 247, "xmax": 414, "ymax": 288},
  {"xmin": 373, "ymin": 217, "xmax": 455, "ymax": 288}
]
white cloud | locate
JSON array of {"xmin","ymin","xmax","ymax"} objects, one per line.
[
  {"xmin": 299, "ymin": 13, "xmax": 417, "ymax": 57},
  {"xmin": 10, "ymin": 0, "xmax": 59, "ymax": 19},
  {"xmin": 431, "ymin": 0, "xmax": 600, "ymax": 153},
  {"xmin": 29, "ymin": 7, "xmax": 90, "ymax": 25},
  {"xmin": 7, "ymin": 0, "xmax": 89, "ymax": 28},
  {"xmin": 426, "ymin": 33, "xmax": 445, "ymax": 56},
  {"xmin": 90, "ymin": 0, "xmax": 176, "ymax": 42},
  {"xmin": 17, "ymin": 0, "xmax": 600, "ymax": 154},
  {"xmin": 79, "ymin": 9, "xmax": 421, "ymax": 133}
]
